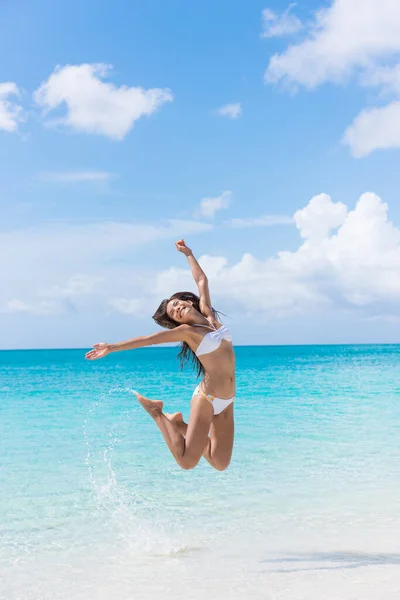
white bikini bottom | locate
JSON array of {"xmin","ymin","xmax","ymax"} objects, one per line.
[{"xmin": 193, "ymin": 384, "xmax": 234, "ymax": 415}]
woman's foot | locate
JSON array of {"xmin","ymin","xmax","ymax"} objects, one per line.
[
  {"xmin": 135, "ymin": 392, "xmax": 164, "ymax": 417},
  {"xmin": 165, "ymin": 412, "xmax": 184, "ymax": 425},
  {"xmin": 165, "ymin": 412, "xmax": 187, "ymax": 435}
]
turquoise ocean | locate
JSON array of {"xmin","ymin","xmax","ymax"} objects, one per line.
[{"xmin": 1, "ymin": 345, "xmax": 400, "ymax": 600}]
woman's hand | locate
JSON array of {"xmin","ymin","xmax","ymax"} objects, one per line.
[
  {"xmin": 175, "ymin": 239, "xmax": 192, "ymax": 256},
  {"xmin": 85, "ymin": 343, "xmax": 111, "ymax": 360}
]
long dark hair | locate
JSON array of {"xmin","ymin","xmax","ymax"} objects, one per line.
[{"xmin": 152, "ymin": 291, "xmax": 220, "ymax": 378}]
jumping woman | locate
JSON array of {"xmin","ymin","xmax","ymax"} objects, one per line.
[{"xmin": 85, "ymin": 240, "xmax": 235, "ymax": 471}]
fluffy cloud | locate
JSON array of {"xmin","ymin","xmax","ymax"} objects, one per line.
[
  {"xmin": 34, "ymin": 63, "xmax": 173, "ymax": 139},
  {"xmin": 0, "ymin": 82, "xmax": 23, "ymax": 132},
  {"xmin": 343, "ymin": 101, "xmax": 400, "ymax": 157},
  {"xmin": 214, "ymin": 103, "xmax": 242, "ymax": 119},
  {"xmin": 265, "ymin": 0, "xmax": 400, "ymax": 88},
  {"xmin": 294, "ymin": 193, "xmax": 348, "ymax": 241},
  {"xmin": 39, "ymin": 171, "xmax": 113, "ymax": 183},
  {"xmin": 195, "ymin": 190, "xmax": 232, "ymax": 219},
  {"xmin": 157, "ymin": 192, "xmax": 400, "ymax": 319},
  {"xmin": 264, "ymin": 0, "xmax": 400, "ymax": 156},
  {"xmin": 261, "ymin": 4, "xmax": 303, "ymax": 39}
]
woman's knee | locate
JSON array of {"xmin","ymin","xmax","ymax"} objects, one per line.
[
  {"xmin": 213, "ymin": 456, "xmax": 231, "ymax": 471},
  {"xmin": 179, "ymin": 454, "xmax": 201, "ymax": 471},
  {"xmin": 214, "ymin": 462, "xmax": 229, "ymax": 472}
]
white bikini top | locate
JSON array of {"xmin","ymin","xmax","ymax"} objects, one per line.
[{"xmin": 193, "ymin": 322, "xmax": 233, "ymax": 357}]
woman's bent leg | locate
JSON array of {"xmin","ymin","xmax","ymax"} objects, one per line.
[
  {"xmin": 203, "ymin": 403, "xmax": 234, "ymax": 471},
  {"xmin": 135, "ymin": 392, "xmax": 213, "ymax": 470},
  {"xmin": 167, "ymin": 403, "xmax": 234, "ymax": 472}
]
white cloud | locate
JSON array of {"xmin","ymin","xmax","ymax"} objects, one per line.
[
  {"xmin": 261, "ymin": 4, "xmax": 303, "ymax": 39},
  {"xmin": 195, "ymin": 190, "xmax": 232, "ymax": 220},
  {"xmin": 227, "ymin": 214, "xmax": 293, "ymax": 228},
  {"xmin": 215, "ymin": 103, "xmax": 242, "ymax": 119},
  {"xmin": 294, "ymin": 193, "xmax": 348, "ymax": 241},
  {"xmin": 264, "ymin": 0, "xmax": 400, "ymax": 156},
  {"xmin": 343, "ymin": 101, "xmax": 400, "ymax": 157},
  {"xmin": 34, "ymin": 63, "xmax": 173, "ymax": 139},
  {"xmin": 156, "ymin": 192, "xmax": 400, "ymax": 319},
  {"xmin": 265, "ymin": 0, "xmax": 400, "ymax": 88},
  {"xmin": 342, "ymin": 60, "xmax": 400, "ymax": 156},
  {"xmin": 39, "ymin": 171, "xmax": 114, "ymax": 183},
  {"xmin": 0, "ymin": 82, "xmax": 23, "ymax": 132}
]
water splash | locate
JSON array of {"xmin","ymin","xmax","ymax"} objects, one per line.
[{"xmin": 82, "ymin": 387, "xmax": 187, "ymax": 556}]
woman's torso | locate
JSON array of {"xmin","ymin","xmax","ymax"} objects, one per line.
[{"xmin": 187, "ymin": 320, "xmax": 235, "ymax": 399}]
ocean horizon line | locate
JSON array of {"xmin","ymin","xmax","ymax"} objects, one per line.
[{"xmin": 1, "ymin": 341, "xmax": 399, "ymax": 352}]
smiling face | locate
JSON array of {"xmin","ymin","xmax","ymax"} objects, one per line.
[
  {"xmin": 152, "ymin": 291, "xmax": 204, "ymax": 330},
  {"xmin": 166, "ymin": 298, "xmax": 194, "ymax": 324}
]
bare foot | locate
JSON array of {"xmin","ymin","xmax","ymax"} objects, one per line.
[
  {"xmin": 135, "ymin": 392, "xmax": 164, "ymax": 417},
  {"xmin": 165, "ymin": 412, "xmax": 187, "ymax": 436},
  {"xmin": 165, "ymin": 412, "xmax": 184, "ymax": 425}
]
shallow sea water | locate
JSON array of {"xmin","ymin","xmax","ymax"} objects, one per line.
[{"xmin": 1, "ymin": 345, "xmax": 400, "ymax": 599}]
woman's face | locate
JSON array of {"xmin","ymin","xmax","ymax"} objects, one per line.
[{"xmin": 166, "ymin": 298, "xmax": 194, "ymax": 324}]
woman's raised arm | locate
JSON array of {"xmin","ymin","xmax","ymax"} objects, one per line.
[{"xmin": 175, "ymin": 239, "xmax": 213, "ymax": 319}]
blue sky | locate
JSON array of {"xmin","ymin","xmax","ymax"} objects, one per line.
[{"xmin": 1, "ymin": 0, "xmax": 400, "ymax": 348}]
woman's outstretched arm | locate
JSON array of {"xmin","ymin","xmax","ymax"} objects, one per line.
[
  {"xmin": 175, "ymin": 239, "xmax": 213, "ymax": 319},
  {"xmin": 85, "ymin": 325, "xmax": 191, "ymax": 360}
]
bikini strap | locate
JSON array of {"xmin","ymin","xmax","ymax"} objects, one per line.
[{"xmin": 192, "ymin": 322, "xmax": 217, "ymax": 331}]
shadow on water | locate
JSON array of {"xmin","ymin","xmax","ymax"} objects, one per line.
[{"xmin": 258, "ymin": 552, "xmax": 400, "ymax": 573}]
